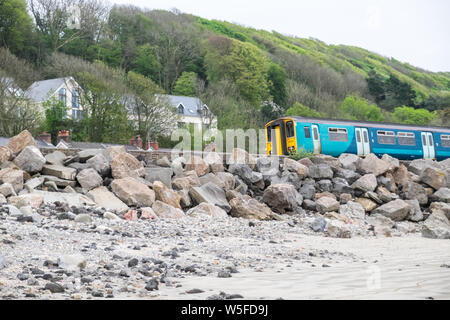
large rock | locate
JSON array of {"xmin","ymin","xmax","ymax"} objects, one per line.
[
  {"xmin": 189, "ymin": 182, "xmax": 231, "ymax": 212},
  {"xmin": 110, "ymin": 152, "xmax": 146, "ymax": 179},
  {"xmin": 335, "ymin": 168, "xmax": 361, "ymax": 185},
  {"xmin": 422, "ymin": 210, "xmax": 450, "ymax": 239},
  {"xmin": 256, "ymin": 156, "xmax": 280, "ymax": 177},
  {"xmin": 214, "ymin": 172, "xmax": 236, "ymax": 191},
  {"xmin": 381, "ymin": 154, "xmax": 399, "ymax": 171},
  {"xmin": 41, "ymin": 175, "xmax": 77, "ymax": 188},
  {"xmin": 402, "ymin": 181, "xmax": 428, "ymax": 205},
  {"xmin": 393, "ymin": 164, "xmax": 410, "ymax": 187},
  {"xmin": 77, "ymin": 149, "xmax": 103, "ymax": 162},
  {"xmin": 152, "ymin": 200, "xmax": 185, "ymax": 219},
  {"xmin": 228, "ymin": 164, "xmax": 262, "ymax": 185},
  {"xmin": 326, "ymin": 220, "xmax": 351, "ymax": 238},
  {"xmin": 76, "ymin": 168, "xmax": 103, "ymax": 191},
  {"xmin": 339, "ymin": 201, "xmax": 365, "ymax": 220},
  {"xmin": 86, "ymin": 153, "xmax": 110, "ymax": 177},
  {"xmin": 42, "ymin": 165, "xmax": 77, "ymax": 180},
  {"xmin": 172, "ymin": 171, "xmax": 201, "ymax": 190},
  {"xmin": 308, "ymin": 164, "xmax": 333, "ymax": 179},
  {"xmin": 187, "ymin": 203, "xmax": 228, "ymax": 218},
  {"xmin": 355, "ymin": 197, "xmax": 378, "ymax": 212},
  {"xmin": 228, "ymin": 148, "xmax": 257, "ymax": 170},
  {"xmin": 372, "ymin": 199, "xmax": 411, "ymax": 221},
  {"xmin": 145, "ymin": 167, "xmax": 173, "ymax": 187},
  {"xmin": 405, "ymin": 199, "xmax": 423, "ymax": 222},
  {"xmin": 338, "ymin": 153, "xmax": 361, "ymax": 171},
  {"xmin": 153, "ymin": 180, "xmax": 181, "ymax": 209},
  {"xmin": 45, "ymin": 151, "xmax": 66, "ymax": 165},
  {"xmin": 229, "ymin": 195, "xmax": 281, "ymax": 220},
  {"xmin": 204, "ymin": 152, "xmax": 224, "ymax": 173},
  {"xmin": 429, "ymin": 202, "xmax": 450, "ymax": 221},
  {"xmin": 185, "ymin": 155, "xmax": 210, "ymax": 177},
  {"xmin": 283, "ymin": 158, "xmax": 309, "ymax": 179},
  {"xmin": 13, "ymin": 146, "xmax": 46, "ymax": 173},
  {"xmin": 171, "ymin": 156, "xmax": 186, "ymax": 176},
  {"xmin": 0, "ymin": 183, "xmax": 16, "ymax": 197},
  {"xmin": 310, "ymin": 154, "xmax": 341, "ymax": 171},
  {"xmin": 6, "ymin": 130, "xmax": 36, "ymax": 155},
  {"xmin": 262, "ymin": 183, "xmax": 303, "ymax": 214},
  {"xmin": 408, "ymin": 159, "xmax": 438, "ymax": 176},
  {"xmin": 420, "ymin": 167, "xmax": 447, "ymax": 190},
  {"xmin": 104, "ymin": 145, "xmax": 127, "ymax": 161},
  {"xmin": 8, "ymin": 193, "xmax": 44, "ymax": 208},
  {"xmin": 88, "ymin": 186, "xmax": 129, "ymax": 213},
  {"xmin": 0, "ymin": 146, "xmax": 12, "ymax": 163},
  {"xmin": 111, "ymin": 177, "xmax": 155, "ymax": 207},
  {"xmin": 31, "ymin": 190, "xmax": 95, "ymax": 207},
  {"xmin": 332, "ymin": 177, "xmax": 353, "ymax": 194},
  {"xmin": 431, "ymin": 187, "xmax": 450, "ymax": 203},
  {"xmin": 0, "ymin": 168, "xmax": 23, "ymax": 192},
  {"xmin": 316, "ymin": 196, "xmax": 340, "ymax": 213},
  {"xmin": 358, "ymin": 153, "xmax": 390, "ymax": 176},
  {"xmin": 351, "ymin": 174, "xmax": 377, "ymax": 192}
]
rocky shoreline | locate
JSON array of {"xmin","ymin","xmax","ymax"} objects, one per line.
[{"xmin": 1, "ymin": 130, "xmax": 450, "ymax": 299}]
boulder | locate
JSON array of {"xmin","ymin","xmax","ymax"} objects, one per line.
[
  {"xmin": 187, "ymin": 203, "xmax": 228, "ymax": 218},
  {"xmin": 310, "ymin": 154, "xmax": 340, "ymax": 171},
  {"xmin": 123, "ymin": 209, "xmax": 138, "ymax": 221},
  {"xmin": 332, "ymin": 177, "xmax": 353, "ymax": 194},
  {"xmin": 88, "ymin": 186, "xmax": 129, "ymax": 213},
  {"xmin": 408, "ymin": 159, "xmax": 438, "ymax": 176},
  {"xmin": 283, "ymin": 158, "xmax": 309, "ymax": 179},
  {"xmin": 156, "ymin": 156, "xmax": 171, "ymax": 167},
  {"xmin": 31, "ymin": 190, "xmax": 95, "ymax": 207},
  {"xmin": 67, "ymin": 162, "xmax": 91, "ymax": 173},
  {"xmin": 189, "ymin": 182, "xmax": 231, "ymax": 212},
  {"xmin": 145, "ymin": 167, "xmax": 173, "ymax": 187},
  {"xmin": 355, "ymin": 197, "xmax": 378, "ymax": 212},
  {"xmin": 152, "ymin": 200, "xmax": 185, "ymax": 219},
  {"xmin": 45, "ymin": 151, "xmax": 66, "ymax": 165},
  {"xmin": 420, "ymin": 167, "xmax": 447, "ymax": 190},
  {"xmin": 270, "ymin": 171, "xmax": 302, "ymax": 190},
  {"xmin": 324, "ymin": 212, "xmax": 353, "ymax": 224},
  {"xmin": 153, "ymin": 180, "xmax": 182, "ymax": 209},
  {"xmin": 204, "ymin": 152, "xmax": 224, "ymax": 173},
  {"xmin": 376, "ymin": 186, "xmax": 397, "ymax": 203},
  {"xmin": 86, "ymin": 153, "xmax": 110, "ymax": 177},
  {"xmin": 171, "ymin": 156, "xmax": 186, "ymax": 176},
  {"xmin": 378, "ymin": 173, "xmax": 397, "ymax": 193},
  {"xmin": 78, "ymin": 149, "xmax": 103, "ymax": 162},
  {"xmin": 41, "ymin": 175, "xmax": 77, "ymax": 188},
  {"xmin": 6, "ymin": 130, "xmax": 36, "ymax": 155},
  {"xmin": 229, "ymin": 195, "xmax": 281, "ymax": 220},
  {"xmin": 372, "ymin": 199, "xmax": 411, "ymax": 221},
  {"xmin": 0, "ymin": 168, "xmax": 23, "ymax": 192},
  {"xmin": 177, "ymin": 189, "xmax": 192, "ymax": 208},
  {"xmin": 316, "ymin": 179, "xmax": 333, "ymax": 192},
  {"xmin": 315, "ymin": 192, "xmax": 336, "ymax": 201},
  {"xmin": 228, "ymin": 148, "xmax": 257, "ymax": 170},
  {"xmin": 228, "ymin": 164, "xmax": 263, "ymax": 185},
  {"xmin": 326, "ymin": 220, "xmax": 351, "ymax": 238},
  {"xmin": 13, "ymin": 146, "xmax": 46, "ymax": 173},
  {"xmin": 0, "ymin": 146, "xmax": 12, "ymax": 163},
  {"xmin": 422, "ymin": 210, "xmax": 450, "ymax": 239},
  {"xmin": 0, "ymin": 194, "xmax": 5, "ymax": 204},
  {"xmin": 8, "ymin": 193, "xmax": 44, "ymax": 208},
  {"xmin": 339, "ymin": 193, "xmax": 353, "ymax": 204},
  {"xmin": 298, "ymin": 157, "xmax": 314, "ymax": 168},
  {"xmin": 110, "ymin": 152, "xmax": 146, "ymax": 179},
  {"xmin": 392, "ymin": 164, "xmax": 410, "ymax": 187},
  {"xmin": 111, "ymin": 177, "xmax": 155, "ymax": 207},
  {"xmin": 431, "ymin": 187, "xmax": 450, "ymax": 203},
  {"xmin": 429, "ymin": 202, "xmax": 450, "ymax": 221},
  {"xmin": 381, "ymin": 154, "xmax": 399, "ymax": 171},
  {"xmin": 311, "ymin": 216, "xmax": 327, "ymax": 232},
  {"xmin": 351, "ymin": 174, "xmax": 377, "ymax": 192},
  {"xmin": 358, "ymin": 153, "xmax": 390, "ymax": 176},
  {"xmin": 76, "ymin": 168, "xmax": 103, "ymax": 191},
  {"xmin": 262, "ymin": 183, "xmax": 303, "ymax": 214},
  {"xmin": 316, "ymin": 196, "xmax": 340, "ymax": 213},
  {"xmin": 338, "ymin": 153, "xmax": 361, "ymax": 171},
  {"xmin": 405, "ymin": 199, "xmax": 423, "ymax": 222},
  {"xmin": 104, "ymin": 146, "xmax": 127, "ymax": 161},
  {"xmin": 402, "ymin": 181, "xmax": 428, "ymax": 205},
  {"xmin": 256, "ymin": 156, "xmax": 280, "ymax": 177},
  {"xmin": 308, "ymin": 164, "xmax": 333, "ymax": 179},
  {"xmin": 140, "ymin": 207, "xmax": 158, "ymax": 220},
  {"xmin": 172, "ymin": 171, "xmax": 201, "ymax": 190},
  {"xmin": 0, "ymin": 183, "xmax": 16, "ymax": 197},
  {"xmin": 299, "ymin": 183, "xmax": 316, "ymax": 200},
  {"xmin": 339, "ymin": 201, "xmax": 365, "ymax": 220},
  {"xmin": 185, "ymin": 155, "xmax": 210, "ymax": 177},
  {"xmin": 42, "ymin": 165, "xmax": 77, "ymax": 180},
  {"xmin": 215, "ymin": 172, "xmax": 236, "ymax": 191}
]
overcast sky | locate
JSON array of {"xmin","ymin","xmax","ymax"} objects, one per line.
[{"xmin": 111, "ymin": 0, "xmax": 450, "ymax": 72}]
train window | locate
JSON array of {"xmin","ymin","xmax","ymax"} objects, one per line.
[
  {"xmin": 441, "ymin": 135, "xmax": 450, "ymax": 147},
  {"xmin": 363, "ymin": 130, "xmax": 369, "ymax": 143},
  {"xmin": 377, "ymin": 130, "xmax": 396, "ymax": 145},
  {"xmin": 266, "ymin": 127, "xmax": 271, "ymax": 142},
  {"xmin": 313, "ymin": 127, "xmax": 319, "ymax": 140},
  {"xmin": 304, "ymin": 126, "xmax": 311, "ymax": 138},
  {"xmin": 397, "ymin": 132, "xmax": 416, "ymax": 146},
  {"xmin": 422, "ymin": 135, "xmax": 427, "ymax": 146},
  {"xmin": 286, "ymin": 121, "xmax": 295, "ymax": 138},
  {"xmin": 328, "ymin": 127, "xmax": 348, "ymax": 142},
  {"xmin": 428, "ymin": 134, "xmax": 433, "ymax": 146},
  {"xmin": 356, "ymin": 130, "xmax": 361, "ymax": 143}
]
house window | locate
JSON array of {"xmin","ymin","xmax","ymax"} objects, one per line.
[
  {"xmin": 328, "ymin": 127, "xmax": 348, "ymax": 142},
  {"xmin": 178, "ymin": 104, "xmax": 184, "ymax": 114},
  {"xmin": 72, "ymin": 89, "xmax": 79, "ymax": 108},
  {"xmin": 304, "ymin": 126, "xmax": 311, "ymax": 138},
  {"xmin": 377, "ymin": 130, "xmax": 396, "ymax": 145},
  {"xmin": 177, "ymin": 122, "xmax": 185, "ymax": 128},
  {"xmin": 58, "ymin": 88, "xmax": 66, "ymax": 104},
  {"xmin": 441, "ymin": 135, "xmax": 450, "ymax": 148},
  {"xmin": 286, "ymin": 121, "xmax": 295, "ymax": 138},
  {"xmin": 397, "ymin": 132, "xmax": 416, "ymax": 146}
]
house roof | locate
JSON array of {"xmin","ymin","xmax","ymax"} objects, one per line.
[
  {"xmin": 164, "ymin": 95, "xmax": 207, "ymax": 117},
  {"xmin": 58, "ymin": 140, "xmax": 149, "ymax": 152},
  {"xmin": 0, "ymin": 77, "xmax": 24, "ymax": 96},
  {"xmin": 25, "ymin": 77, "xmax": 76, "ymax": 103}
]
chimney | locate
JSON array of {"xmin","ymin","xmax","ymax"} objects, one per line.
[
  {"xmin": 57, "ymin": 130, "xmax": 71, "ymax": 144},
  {"xmin": 38, "ymin": 132, "xmax": 52, "ymax": 144},
  {"xmin": 129, "ymin": 135, "xmax": 143, "ymax": 149},
  {"xmin": 148, "ymin": 141, "xmax": 159, "ymax": 151}
]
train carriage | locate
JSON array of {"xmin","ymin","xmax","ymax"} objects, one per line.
[{"xmin": 265, "ymin": 117, "xmax": 450, "ymax": 161}]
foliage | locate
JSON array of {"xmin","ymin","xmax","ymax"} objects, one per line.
[
  {"xmin": 285, "ymin": 102, "xmax": 324, "ymax": 118},
  {"xmin": 392, "ymin": 106, "xmax": 436, "ymax": 125},
  {"xmin": 43, "ymin": 98, "xmax": 71, "ymax": 144},
  {"xmin": 173, "ymin": 71, "xmax": 198, "ymax": 96},
  {"xmin": 288, "ymin": 147, "xmax": 314, "ymax": 160},
  {"xmin": 339, "ymin": 95, "xmax": 384, "ymax": 122},
  {"xmin": 0, "ymin": 0, "xmax": 33, "ymax": 55}
]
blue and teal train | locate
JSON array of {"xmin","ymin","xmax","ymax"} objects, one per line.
[{"xmin": 265, "ymin": 116, "xmax": 450, "ymax": 161}]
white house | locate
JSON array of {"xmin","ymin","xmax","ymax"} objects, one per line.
[{"xmin": 25, "ymin": 77, "xmax": 83, "ymax": 119}]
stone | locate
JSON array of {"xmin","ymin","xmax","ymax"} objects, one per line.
[
  {"xmin": 110, "ymin": 152, "xmax": 146, "ymax": 179},
  {"xmin": 358, "ymin": 153, "xmax": 390, "ymax": 176},
  {"xmin": 171, "ymin": 156, "xmax": 186, "ymax": 176},
  {"xmin": 0, "ymin": 254, "xmax": 8, "ymax": 270},
  {"xmin": 45, "ymin": 282, "xmax": 65, "ymax": 293},
  {"xmin": 63, "ymin": 186, "xmax": 76, "ymax": 193},
  {"xmin": 189, "ymin": 182, "xmax": 231, "ymax": 212},
  {"xmin": 177, "ymin": 189, "xmax": 192, "ymax": 208},
  {"xmin": 86, "ymin": 153, "xmax": 110, "ymax": 176},
  {"xmin": 13, "ymin": 146, "xmax": 46, "ymax": 173},
  {"xmin": 41, "ymin": 175, "xmax": 77, "ymax": 188},
  {"xmin": 215, "ymin": 172, "xmax": 236, "ymax": 191},
  {"xmin": 204, "ymin": 152, "xmax": 224, "ymax": 173},
  {"xmin": 326, "ymin": 220, "xmax": 351, "ymax": 238},
  {"xmin": 185, "ymin": 155, "xmax": 210, "ymax": 177},
  {"xmin": 24, "ymin": 177, "xmax": 44, "ymax": 191},
  {"xmin": 103, "ymin": 211, "xmax": 120, "ymax": 220},
  {"xmin": 262, "ymin": 183, "xmax": 303, "ymax": 214},
  {"xmin": 422, "ymin": 210, "xmax": 450, "ymax": 239},
  {"xmin": 431, "ymin": 187, "xmax": 450, "ymax": 203},
  {"xmin": 76, "ymin": 168, "xmax": 103, "ymax": 191},
  {"xmin": 378, "ymin": 174, "xmax": 397, "ymax": 193},
  {"xmin": 283, "ymin": 158, "xmax": 309, "ymax": 179},
  {"xmin": 57, "ymin": 254, "xmax": 87, "ymax": 270},
  {"xmin": 140, "ymin": 207, "xmax": 158, "ymax": 220},
  {"xmin": 145, "ymin": 167, "xmax": 173, "ymax": 187},
  {"xmin": 187, "ymin": 203, "xmax": 228, "ymax": 218},
  {"xmin": 45, "ymin": 151, "xmax": 66, "ymax": 165},
  {"xmin": 152, "ymin": 200, "xmax": 185, "ymax": 219},
  {"xmin": 8, "ymin": 193, "xmax": 43, "ymax": 208},
  {"xmin": 429, "ymin": 202, "xmax": 450, "ymax": 221},
  {"xmin": 0, "ymin": 146, "xmax": 12, "ymax": 163},
  {"xmin": 402, "ymin": 181, "xmax": 428, "ymax": 205},
  {"xmin": 372, "ymin": 199, "xmax": 411, "ymax": 221},
  {"xmin": 310, "ymin": 154, "xmax": 340, "ymax": 171},
  {"xmin": 338, "ymin": 153, "xmax": 361, "ymax": 171},
  {"xmin": 381, "ymin": 154, "xmax": 399, "ymax": 171},
  {"xmin": 0, "ymin": 183, "xmax": 16, "ymax": 197},
  {"xmin": 228, "ymin": 148, "xmax": 257, "ymax": 170},
  {"xmin": 270, "ymin": 171, "xmax": 302, "ymax": 190},
  {"xmin": 405, "ymin": 199, "xmax": 423, "ymax": 222},
  {"xmin": 393, "ymin": 164, "xmax": 410, "ymax": 187},
  {"xmin": 42, "ymin": 165, "xmax": 77, "ymax": 180},
  {"xmin": 0, "ymin": 168, "xmax": 23, "ymax": 192},
  {"xmin": 355, "ymin": 197, "xmax": 378, "ymax": 212},
  {"xmin": 408, "ymin": 159, "xmax": 438, "ymax": 176},
  {"xmin": 123, "ymin": 210, "xmax": 138, "ymax": 221},
  {"xmin": 308, "ymin": 164, "xmax": 333, "ymax": 179},
  {"xmin": 6, "ymin": 130, "xmax": 36, "ymax": 155},
  {"xmin": 32, "ymin": 190, "xmax": 95, "ymax": 207},
  {"xmin": 74, "ymin": 214, "xmax": 93, "ymax": 224},
  {"xmin": 172, "ymin": 171, "xmax": 201, "ymax": 190},
  {"xmin": 256, "ymin": 156, "xmax": 280, "ymax": 177},
  {"xmin": 88, "ymin": 186, "xmax": 129, "ymax": 213},
  {"xmin": 315, "ymin": 192, "xmax": 336, "ymax": 201},
  {"xmin": 228, "ymin": 164, "xmax": 262, "ymax": 185},
  {"xmin": 335, "ymin": 168, "xmax": 361, "ymax": 185},
  {"xmin": 420, "ymin": 167, "xmax": 447, "ymax": 190},
  {"xmin": 339, "ymin": 201, "xmax": 365, "ymax": 220},
  {"xmin": 299, "ymin": 183, "xmax": 315, "ymax": 200},
  {"xmin": 111, "ymin": 177, "xmax": 155, "ymax": 207},
  {"xmin": 298, "ymin": 157, "xmax": 314, "ymax": 167},
  {"xmin": 332, "ymin": 177, "xmax": 352, "ymax": 194},
  {"xmin": 324, "ymin": 212, "xmax": 353, "ymax": 224},
  {"xmin": 44, "ymin": 180, "xmax": 58, "ymax": 191},
  {"xmin": 376, "ymin": 186, "xmax": 397, "ymax": 203},
  {"xmin": 156, "ymin": 156, "xmax": 171, "ymax": 167},
  {"xmin": 68, "ymin": 162, "xmax": 91, "ymax": 173},
  {"xmin": 352, "ymin": 174, "xmax": 377, "ymax": 192},
  {"xmin": 339, "ymin": 193, "xmax": 353, "ymax": 204},
  {"xmin": 229, "ymin": 195, "xmax": 281, "ymax": 221},
  {"xmin": 316, "ymin": 196, "xmax": 340, "ymax": 213},
  {"xmin": 153, "ymin": 180, "xmax": 181, "ymax": 209},
  {"xmin": 311, "ymin": 216, "xmax": 327, "ymax": 232},
  {"xmin": 0, "ymin": 194, "xmax": 6, "ymax": 204}
]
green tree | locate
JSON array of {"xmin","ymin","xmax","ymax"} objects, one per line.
[
  {"xmin": 285, "ymin": 102, "xmax": 324, "ymax": 118},
  {"xmin": 173, "ymin": 71, "xmax": 198, "ymax": 96},
  {"xmin": 267, "ymin": 63, "xmax": 287, "ymax": 107},
  {"xmin": 132, "ymin": 44, "xmax": 160, "ymax": 82},
  {"xmin": 43, "ymin": 98, "xmax": 71, "ymax": 145},
  {"xmin": 339, "ymin": 95, "xmax": 384, "ymax": 122},
  {"xmin": 392, "ymin": 106, "xmax": 436, "ymax": 125},
  {"xmin": 0, "ymin": 0, "xmax": 33, "ymax": 55}
]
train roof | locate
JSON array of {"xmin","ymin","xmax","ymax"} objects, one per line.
[{"xmin": 267, "ymin": 116, "xmax": 450, "ymax": 133}]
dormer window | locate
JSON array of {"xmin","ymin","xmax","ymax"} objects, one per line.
[
  {"xmin": 72, "ymin": 89, "xmax": 79, "ymax": 108},
  {"xmin": 59, "ymin": 88, "xmax": 66, "ymax": 104},
  {"xmin": 178, "ymin": 104, "xmax": 184, "ymax": 114}
]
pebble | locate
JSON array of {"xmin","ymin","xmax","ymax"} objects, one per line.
[{"xmin": 45, "ymin": 282, "xmax": 65, "ymax": 293}]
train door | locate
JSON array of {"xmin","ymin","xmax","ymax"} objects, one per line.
[
  {"xmin": 271, "ymin": 126, "xmax": 283, "ymax": 155},
  {"xmin": 421, "ymin": 132, "xmax": 435, "ymax": 159},
  {"xmin": 311, "ymin": 124, "xmax": 321, "ymax": 154},
  {"xmin": 355, "ymin": 128, "xmax": 370, "ymax": 156}
]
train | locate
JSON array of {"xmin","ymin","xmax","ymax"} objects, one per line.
[{"xmin": 265, "ymin": 116, "xmax": 450, "ymax": 161}]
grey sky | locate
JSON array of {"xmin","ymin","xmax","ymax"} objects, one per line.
[{"xmin": 111, "ymin": 0, "xmax": 450, "ymax": 72}]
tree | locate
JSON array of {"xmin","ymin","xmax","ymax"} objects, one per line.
[
  {"xmin": 285, "ymin": 102, "xmax": 324, "ymax": 118},
  {"xmin": 367, "ymin": 70, "xmax": 386, "ymax": 104},
  {"xmin": 267, "ymin": 63, "xmax": 287, "ymax": 107},
  {"xmin": 173, "ymin": 71, "xmax": 198, "ymax": 96},
  {"xmin": 0, "ymin": 0, "xmax": 33, "ymax": 54},
  {"xmin": 132, "ymin": 44, "xmax": 160, "ymax": 82},
  {"xmin": 392, "ymin": 106, "xmax": 436, "ymax": 125},
  {"xmin": 43, "ymin": 97, "xmax": 71, "ymax": 144},
  {"xmin": 339, "ymin": 95, "xmax": 384, "ymax": 122}
]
